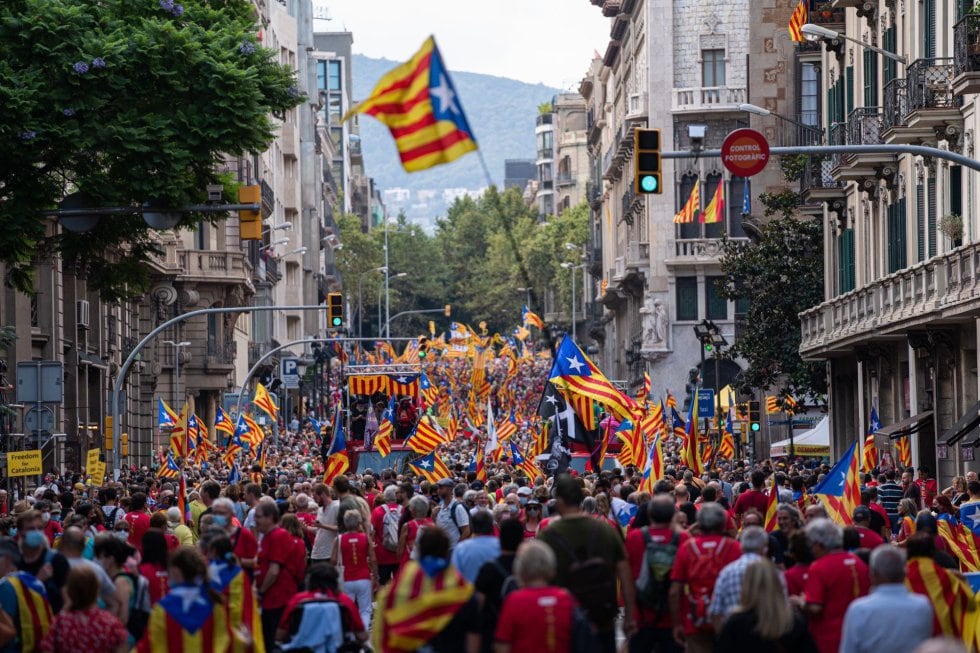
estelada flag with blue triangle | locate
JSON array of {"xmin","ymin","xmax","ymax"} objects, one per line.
[
  {"xmin": 322, "ymin": 405, "xmax": 349, "ymax": 484},
  {"xmin": 157, "ymin": 452, "xmax": 180, "ymax": 479},
  {"xmin": 344, "ymin": 36, "xmax": 478, "ymax": 173},
  {"xmin": 811, "ymin": 440, "xmax": 862, "ymax": 525},
  {"xmin": 549, "ymin": 334, "xmax": 637, "ymax": 421},
  {"xmin": 158, "ymin": 398, "xmax": 177, "ymax": 429},
  {"xmin": 408, "ymin": 450, "xmax": 451, "ymax": 484},
  {"xmin": 374, "ymin": 396, "xmax": 397, "ymax": 458},
  {"xmin": 252, "ymin": 383, "xmax": 278, "ymax": 422},
  {"xmin": 214, "ymin": 406, "xmax": 234, "ymax": 436}
]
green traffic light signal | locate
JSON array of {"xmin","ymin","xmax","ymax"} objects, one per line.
[
  {"xmin": 640, "ymin": 175, "xmax": 659, "ymax": 193},
  {"xmin": 751, "ymin": 422, "xmax": 761, "ymax": 432},
  {"xmin": 331, "ymin": 316, "xmax": 342, "ymax": 327},
  {"xmin": 704, "ymin": 342, "xmax": 713, "ymax": 352},
  {"xmin": 634, "ymin": 128, "xmax": 663, "ymax": 195}
]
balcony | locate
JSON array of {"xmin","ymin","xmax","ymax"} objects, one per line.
[
  {"xmin": 603, "ymin": 124, "xmax": 633, "ymax": 183},
  {"xmin": 349, "ymin": 138, "xmax": 363, "ymax": 165},
  {"xmin": 280, "ymin": 121, "xmax": 298, "ymax": 159},
  {"xmin": 248, "ymin": 342, "xmax": 274, "ymax": 368},
  {"xmin": 537, "ymin": 147, "xmax": 554, "ymax": 161},
  {"xmin": 832, "ymin": 108, "xmax": 894, "ymax": 181},
  {"xmin": 536, "ymin": 113, "xmax": 554, "ymax": 127},
  {"xmin": 953, "ymin": 14, "xmax": 980, "ymax": 95},
  {"xmin": 800, "ymin": 241, "xmax": 980, "ymax": 358},
  {"xmin": 671, "ymin": 86, "xmax": 747, "ymax": 113},
  {"xmin": 800, "ymin": 156, "xmax": 846, "ymax": 206},
  {"xmin": 904, "ymin": 58, "xmax": 961, "ymax": 134},
  {"xmin": 625, "ymin": 92, "xmax": 648, "ymax": 122},
  {"xmin": 809, "ymin": 1, "xmax": 845, "ymax": 26},
  {"xmin": 882, "ymin": 78, "xmax": 911, "ymax": 141},
  {"xmin": 206, "ymin": 341, "xmax": 236, "ymax": 371},
  {"xmin": 260, "ymin": 179, "xmax": 275, "ymax": 218},
  {"xmin": 177, "ymin": 250, "xmax": 253, "ymax": 291},
  {"xmin": 556, "ymin": 172, "xmax": 576, "ymax": 187},
  {"xmin": 626, "ymin": 241, "xmax": 649, "ymax": 271},
  {"xmin": 666, "ymin": 238, "xmax": 749, "ymax": 266}
]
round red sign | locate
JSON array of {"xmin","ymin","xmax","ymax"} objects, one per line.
[{"xmin": 721, "ymin": 129, "xmax": 770, "ymax": 177}]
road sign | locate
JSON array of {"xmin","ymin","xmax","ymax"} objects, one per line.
[
  {"xmin": 24, "ymin": 406, "xmax": 54, "ymax": 434},
  {"xmin": 281, "ymin": 358, "xmax": 300, "ymax": 389},
  {"xmin": 697, "ymin": 389, "xmax": 716, "ymax": 418},
  {"xmin": 16, "ymin": 361, "xmax": 64, "ymax": 404},
  {"xmin": 721, "ymin": 129, "xmax": 770, "ymax": 177},
  {"xmin": 7, "ymin": 450, "xmax": 42, "ymax": 477}
]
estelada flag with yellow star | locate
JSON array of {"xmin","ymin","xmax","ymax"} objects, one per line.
[
  {"xmin": 344, "ymin": 36, "xmax": 478, "ymax": 173},
  {"xmin": 252, "ymin": 383, "xmax": 278, "ymax": 422}
]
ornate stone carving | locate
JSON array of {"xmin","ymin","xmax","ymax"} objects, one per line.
[{"xmin": 639, "ymin": 294, "xmax": 669, "ymax": 352}]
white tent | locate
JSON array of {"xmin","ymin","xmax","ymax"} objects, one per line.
[{"xmin": 770, "ymin": 416, "xmax": 830, "ymax": 457}]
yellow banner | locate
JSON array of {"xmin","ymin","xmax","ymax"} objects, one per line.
[
  {"xmin": 88, "ymin": 460, "xmax": 105, "ymax": 486},
  {"xmin": 86, "ymin": 448, "xmax": 101, "ymax": 472},
  {"xmin": 7, "ymin": 450, "xmax": 42, "ymax": 477}
]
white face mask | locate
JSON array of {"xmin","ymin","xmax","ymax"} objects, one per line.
[{"xmin": 40, "ymin": 512, "xmax": 50, "ymax": 525}]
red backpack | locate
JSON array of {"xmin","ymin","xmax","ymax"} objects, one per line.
[{"xmin": 683, "ymin": 537, "xmax": 732, "ymax": 631}]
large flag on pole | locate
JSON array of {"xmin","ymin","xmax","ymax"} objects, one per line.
[
  {"xmin": 158, "ymin": 398, "xmax": 177, "ymax": 429},
  {"xmin": 408, "ymin": 451, "xmax": 451, "ymax": 484},
  {"xmin": 343, "ymin": 36, "xmax": 478, "ymax": 173},
  {"xmin": 862, "ymin": 406, "xmax": 881, "ymax": 473},
  {"xmin": 700, "ymin": 179, "xmax": 725, "ymax": 224},
  {"xmin": 811, "ymin": 441, "xmax": 862, "ymax": 525},
  {"xmin": 682, "ymin": 390, "xmax": 703, "ymax": 475},
  {"xmin": 322, "ymin": 406, "xmax": 349, "ymax": 484},
  {"xmin": 253, "ymin": 383, "xmax": 278, "ymax": 422},
  {"xmin": 374, "ymin": 397, "xmax": 396, "ymax": 458},
  {"xmin": 522, "ymin": 305, "xmax": 545, "ymax": 330},
  {"xmin": 549, "ymin": 335, "xmax": 637, "ymax": 421}
]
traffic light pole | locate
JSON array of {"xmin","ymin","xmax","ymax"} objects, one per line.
[{"xmin": 384, "ymin": 308, "xmax": 450, "ymax": 339}]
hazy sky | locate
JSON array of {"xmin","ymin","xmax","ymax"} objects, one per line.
[{"xmin": 315, "ymin": 0, "xmax": 611, "ymax": 89}]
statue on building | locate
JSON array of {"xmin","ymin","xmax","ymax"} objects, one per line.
[{"xmin": 640, "ymin": 294, "xmax": 669, "ymax": 349}]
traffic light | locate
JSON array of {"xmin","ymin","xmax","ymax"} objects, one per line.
[
  {"xmin": 105, "ymin": 416, "xmax": 113, "ymax": 450},
  {"xmin": 326, "ymin": 292, "xmax": 344, "ymax": 328},
  {"xmin": 418, "ymin": 336, "xmax": 429, "ymax": 359},
  {"xmin": 634, "ymin": 128, "xmax": 662, "ymax": 195},
  {"xmin": 748, "ymin": 400, "xmax": 762, "ymax": 432},
  {"xmin": 121, "ymin": 432, "xmax": 129, "ymax": 457},
  {"xmin": 238, "ymin": 185, "xmax": 262, "ymax": 240}
]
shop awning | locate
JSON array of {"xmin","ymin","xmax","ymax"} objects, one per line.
[
  {"xmin": 770, "ymin": 416, "xmax": 830, "ymax": 457},
  {"xmin": 875, "ymin": 411, "xmax": 933, "ymax": 440},
  {"xmin": 944, "ymin": 401, "xmax": 980, "ymax": 446}
]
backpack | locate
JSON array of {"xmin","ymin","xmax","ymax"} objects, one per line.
[
  {"xmin": 117, "ymin": 571, "xmax": 151, "ymax": 640},
  {"xmin": 491, "ymin": 559, "xmax": 518, "ymax": 603},
  {"xmin": 103, "ymin": 506, "xmax": 122, "ymax": 530},
  {"xmin": 381, "ymin": 505, "xmax": 403, "ymax": 552},
  {"xmin": 635, "ymin": 529, "xmax": 680, "ymax": 613},
  {"xmin": 683, "ymin": 537, "xmax": 731, "ymax": 632},
  {"xmin": 543, "ymin": 520, "xmax": 618, "ymax": 626},
  {"xmin": 282, "ymin": 596, "xmax": 364, "ymax": 653}
]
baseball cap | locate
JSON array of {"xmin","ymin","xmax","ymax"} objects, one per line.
[
  {"xmin": 852, "ymin": 506, "xmax": 872, "ymax": 522},
  {"xmin": 436, "ymin": 478, "xmax": 455, "ymax": 488},
  {"xmin": 517, "ymin": 487, "xmax": 533, "ymax": 497}
]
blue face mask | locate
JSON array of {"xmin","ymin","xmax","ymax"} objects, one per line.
[
  {"xmin": 23, "ymin": 530, "xmax": 45, "ymax": 549},
  {"xmin": 212, "ymin": 515, "xmax": 228, "ymax": 528}
]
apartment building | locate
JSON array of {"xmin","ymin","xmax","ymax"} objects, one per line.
[
  {"xmin": 795, "ymin": 0, "xmax": 980, "ymax": 482},
  {"xmin": 582, "ymin": 0, "xmax": 751, "ymax": 405}
]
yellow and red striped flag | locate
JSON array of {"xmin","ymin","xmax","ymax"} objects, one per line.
[
  {"xmin": 765, "ymin": 396, "xmax": 780, "ymax": 414},
  {"xmin": 344, "ymin": 36, "xmax": 478, "ymax": 173},
  {"xmin": 349, "ymin": 374, "xmax": 389, "ymax": 396},
  {"xmin": 861, "ymin": 434, "xmax": 878, "ymax": 473},
  {"xmin": 788, "ymin": 0, "xmax": 808, "ymax": 43},
  {"xmin": 905, "ymin": 556, "xmax": 979, "ymax": 643},
  {"xmin": 896, "ymin": 435, "xmax": 912, "ymax": 468},
  {"xmin": 701, "ymin": 179, "xmax": 725, "ymax": 224},
  {"xmin": 407, "ymin": 451, "xmax": 451, "ymax": 485},
  {"xmin": 374, "ymin": 397, "xmax": 396, "ymax": 458},
  {"xmin": 673, "ymin": 180, "xmax": 701, "ymax": 223},
  {"xmin": 157, "ymin": 452, "xmax": 181, "ymax": 479},
  {"xmin": 214, "ymin": 406, "xmax": 234, "ymax": 436},
  {"xmin": 522, "ymin": 305, "xmax": 545, "ymax": 330},
  {"xmin": 549, "ymin": 335, "xmax": 638, "ymax": 422},
  {"xmin": 406, "ymin": 416, "xmax": 445, "ymax": 454},
  {"xmin": 812, "ymin": 441, "xmax": 862, "ymax": 525},
  {"xmin": 322, "ymin": 407, "xmax": 349, "ymax": 484},
  {"xmin": 764, "ymin": 472, "xmax": 779, "ymax": 532},
  {"xmin": 252, "ymin": 383, "xmax": 278, "ymax": 422}
]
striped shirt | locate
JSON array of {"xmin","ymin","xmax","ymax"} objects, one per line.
[{"xmin": 877, "ymin": 482, "xmax": 903, "ymax": 518}]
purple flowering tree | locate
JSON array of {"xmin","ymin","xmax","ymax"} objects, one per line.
[{"xmin": 0, "ymin": 0, "xmax": 302, "ymax": 299}]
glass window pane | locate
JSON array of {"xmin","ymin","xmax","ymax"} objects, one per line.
[
  {"xmin": 328, "ymin": 61, "xmax": 341, "ymax": 91},
  {"xmin": 676, "ymin": 277, "xmax": 698, "ymax": 321},
  {"xmin": 706, "ymin": 276, "xmax": 728, "ymax": 320}
]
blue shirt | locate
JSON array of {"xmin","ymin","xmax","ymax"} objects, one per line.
[
  {"xmin": 839, "ymin": 584, "xmax": 933, "ymax": 653},
  {"xmin": 450, "ymin": 535, "xmax": 500, "ymax": 583},
  {"xmin": 0, "ymin": 579, "xmax": 16, "ymax": 653}
]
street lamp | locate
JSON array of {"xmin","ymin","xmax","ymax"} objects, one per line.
[
  {"xmin": 162, "ymin": 340, "xmax": 191, "ymax": 407},
  {"xmin": 560, "ymin": 262, "xmax": 586, "ymax": 343},
  {"xmin": 801, "ymin": 23, "xmax": 908, "ymax": 65},
  {"xmin": 260, "ymin": 222, "xmax": 292, "ymax": 236},
  {"xmin": 738, "ymin": 103, "xmax": 824, "ymax": 143},
  {"xmin": 261, "ymin": 238, "xmax": 289, "ymax": 251},
  {"xmin": 378, "ymin": 271, "xmax": 407, "ymax": 337}
]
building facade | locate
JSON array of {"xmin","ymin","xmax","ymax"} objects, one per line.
[
  {"xmin": 797, "ymin": 0, "xmax": 980, "ymax": 482},
  {"xmin": 581, "ymin": 0, "xmax": 752, "ymax": 412}
]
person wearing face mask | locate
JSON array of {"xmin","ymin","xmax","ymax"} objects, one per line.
[
  {"xmin": 502, "ymin": 493, "xmax": 523, "ymax": 522},
  {"xmin": 210, "ymin": 497, "xmax": 258, "ymax": 576},
  {"xmin": 35, "ymin": 501, "xmax": 62, "ymax": 548},
  {"xmin": 16, "ymin": 509, "xmax": 70, "ymax": 614},
  {"xmin": 59, "ymin": 526, "xmax": 121, "ymax": 618}
]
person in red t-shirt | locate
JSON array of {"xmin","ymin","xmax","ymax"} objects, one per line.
[
  {"xmin": 852, "ymin": 506, "xmax": 885, "ymax": 550},
  {"xmin": 626, "ymin": 496, "xmax": 689, "ymax": 653},
  {"xmin": 495, "ymin": 540, "xmax": 578, "ymax": 653},
  {"xmin": 331, "ymin": 509, "xmax": 377, "ymax": 630},
  {"xmin": 370, "ymin": 485, "xmax": 403, "ymax": 585},
  {"xmin": 669, "ymin": 503, "xmax": 741, "ymax": 653},
  {"xmin": 397, "ymin": 495, "xmax": 432, "ymax": 562},
  {"xmin": 275, "ymin": 562, "xmax": 368, "ymax": 647},
  {"xmin": 294, "ymin": 494, "xmax": 318, "ymax": 550},
  {"xmin": 138, "ymin": 530, "xmax": 171, "ymax": 605},
  {"xmin": 733, "ymin": 471, "xmax": 770, "ymax": 527},
  {"xmin": 210, "ymin": 498, "xmax": 259, "ymax": 577},
  {"xmin": 123, "ymin": 492, "xmax": 151, "ymax": 554},
  {"xmin": 800, "ymin": 518, "xmax": 870, "ymax": 653},
  {"xmin": 783, "ymin": 530, "xmax": 813, "ymax": 596},
  {"xmin": 255, "ymin": 501, "xmax": 300, "ymax": 653},
  {"xmin": 916, "ymin": 466, "xmax": 939, "ymax": 512}
]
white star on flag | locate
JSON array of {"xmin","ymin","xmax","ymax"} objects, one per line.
[
  {"xmin": 566, "ymin": 356, "xmax": 585, "ymax": 373},
  {"xmin": 420, "ymin": 458, "xmax": 432, "ymax": 469},
  {"xmin": 430, "ymin": 74, "xmax": 457, "ymax": 114}
]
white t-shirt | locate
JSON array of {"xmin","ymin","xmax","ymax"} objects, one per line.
[
  {"xmin": 311, "ymin": 500, "xmax": 339, "ymax": 560},
  {"xmin": 243, "ymin": 506, "xmax": 257, "ymax": 531}
]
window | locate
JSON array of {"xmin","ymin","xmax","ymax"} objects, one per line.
[
  {"xmin": 917, "ymin": 184, "xmax": 926, "ymax": 262},
  {"xmin": 845, "ymin": 66, "xmax": 854, "ymax": 115},
  {"xmin": 838, "ymin": 229, "xmax": 856, "ymax": 293},
  {"xmin": 195, "ymin": 221, "xmax": 208, "ymax": 250},
  {"xmin": 883, "ymin": 27, "xmax": 898, "ymax": 84},
  {"xmin": 928, "ymin": 177, "xmax": 937, "ymax": 258},
  {"xmin": 863, "ymin": 50, "xmax": 878, "ymax": 107},
  {"xmin": 800, "ymin": 63, "xmax": 819, "ymax": 128},
  {"xmin": 924, "ymin": 0, "xmax": 936, "ymax": 59},
  {"xmin": 887, "ymin": 198, "xmax": 907, "ymax": 273},
  {"xmin": 286, "ymin": 261, "xmax": 299, "ymax": 286},
  {"xmin": 702, "ymin": 49, "xmax": 726, "ymax": 87},
  {"xmin": 328, "ymin": 61, "xmax": 341, "ymax": 91},
  {"xmin": 537, "ymin": 131, "xmax": 553, "ymax": 159},
  {"xmin": 706, "ymin": 276, "xmax": 728, "ymax": 320},
  {"xmin": 676, "ymin": 277, "xmax": 698, "ymax": 321},
  {"xmin": 729, "ymin": 176, "xmax": 748, "ymax": 238},
  {"xmin": 316, "ymin": 61, "xmax": 326, "ymax": 92}
]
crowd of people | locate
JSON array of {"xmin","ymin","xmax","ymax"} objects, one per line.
[{"xmin": 0, "ymin": 453, "xmax": 971, "ymax": 653}]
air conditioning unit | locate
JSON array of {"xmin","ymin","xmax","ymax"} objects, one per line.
[{"xmin": 76, "ymin": 300, "xmax": 90, "ymax": 330}]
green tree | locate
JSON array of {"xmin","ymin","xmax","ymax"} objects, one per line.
[
  {"xmin": 0, "ymin": 0, "xmax": 301, "ymax": 299},
  {"xmin": 717, "ymin": 190, "xmax": 826, "ymax": 399}
]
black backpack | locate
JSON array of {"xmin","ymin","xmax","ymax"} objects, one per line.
[
  {"xmin": 284, "ymin": 596, "xmax": 364, "ymax": 653},
  {"xmin": 635, "ymin": 529, "xmax": 680, "ymax": 613},
  {"xmin": 543, "ymin": 520, "xmax": 618, "ymax": 626}
]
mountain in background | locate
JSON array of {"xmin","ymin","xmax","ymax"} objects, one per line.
[{"xmin": 352, "ymin": 54, "xmax": 560, "ymax": 206}]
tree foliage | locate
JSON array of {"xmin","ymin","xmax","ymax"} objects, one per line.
[
  {"xmin": 331, "ymin": 187, "xmax": 590, "ymax": 339},
  {"xmin": 0, "ymin": 0, "xmax": 301, "ymax": 299},
  {"xmin": 717, "ymin": 190, "xmax": 826, "ymax": 400}
]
